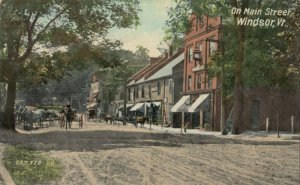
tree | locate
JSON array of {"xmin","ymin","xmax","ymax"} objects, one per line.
[
  {"xmin": 91, "ymin": 48, "xmax": 148, "ymax": 113},
  {"xmin": 135, "ymin": 45, "xmax": 150, "ymax": 63},
  {"xmin": 0, "ymin": 0, "xmax": 140, "ymax": 130},
  {"xmin": 164, "ymin": 0, "xmax": 299, "ymax": 134}
]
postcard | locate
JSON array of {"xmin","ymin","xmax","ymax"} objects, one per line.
[{"xmin": 0, "ymin": 0, "xmax": 299, "ymax": 184}]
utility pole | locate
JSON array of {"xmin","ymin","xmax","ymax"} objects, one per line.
[{"xmin": 123, "ymin": 73, "xmax": 127, "ymax": 125}]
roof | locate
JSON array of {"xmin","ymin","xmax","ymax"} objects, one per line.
[
  {"xmin": 146, "ymin": 53, "xmax": 184, "ymax": 82},
  {"xmin": 127, "ymin": 49, "xmax": 184, "ymax": 86},
  {"xmin": 128, "ymin": 56, "xmax": 167, "ymax": 82},
  {"xmin": 133, "ymin": 56, "xmax": 167, "ymax": 82},
  {"xmin": 144, "ymin": 48, "xmax": 184, "ymax": 80}
]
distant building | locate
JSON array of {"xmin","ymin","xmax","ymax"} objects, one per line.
[
  {"xmin": 124, "ymin": 49, "xmax": 184, "ymax": 125},
  {"xmin": 86, "ymin": 72, "xmax": 100, "ymax": 115}
]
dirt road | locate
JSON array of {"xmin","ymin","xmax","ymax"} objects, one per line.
[{"xmin": 0, "ymin": 122, "xmax": 299, "ymax": 185}]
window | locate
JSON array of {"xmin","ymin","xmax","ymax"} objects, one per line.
[
  {"xmin": 135, "ymin": 87, "xmax": 139, "ymax": 98},
  {"xmin": 195, "ymin": 42, "xmax": 203, "ymax": 66},
  {"xmin": 196, "ymin": 73, "xmax": 201, "ymax": 89},
  {"xmin": 187, "ymin": 45, "xmax": 193, "ymax": 63},
  {"xmin": 188, "ymin": 76, "xmax": 192, "ymax": 90},
  {"xmin": 209, "ymin": 41, "xmax": 217, "ymax": 56},
  {"xmin": 133, "ymin": 88, "xmax": 136, "ymax": 101},
  {"xmin": 128, "ymin": 88, "xmax": 131, "ymax": 101},
  {"xmin": 148, "ymin": 84, "xmax": 151, "ymax": 98},
  {"xmin": 169, "ymin": 79, "xmax": 173, "ymax": 93},
  {"xmin": 207, "ymin": 79, "xmax": 212, "ymax": 89},
  {"xmin": 157, "ymin": 82, "xmax": 161, "ymax": 95},
  {"xmin": 141, "ymin": 85, "xmax": 144, "ymax": 98}
]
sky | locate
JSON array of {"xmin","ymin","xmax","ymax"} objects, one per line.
[{"xmin": 108, "ymin": 0, "xmax": 175, "ymax": 57}]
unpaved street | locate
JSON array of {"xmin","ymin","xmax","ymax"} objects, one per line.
[{"xmin": 0, "ymin": 122, "xmax": 299, "ymax": 185}]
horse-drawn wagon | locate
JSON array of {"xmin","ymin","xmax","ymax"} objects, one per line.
[{"xmin": 15, "ymin": 106, "xmax": 58, "ymax": 130}]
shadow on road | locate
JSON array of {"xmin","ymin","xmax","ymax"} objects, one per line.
[{"xmin": 0, "ymin": 128, "xmax": 297, "ymax": 152}]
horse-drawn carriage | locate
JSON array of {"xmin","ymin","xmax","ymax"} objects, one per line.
[{"xmin": 15, "ymin": 105, "xmax": 58, "ymax": 130}]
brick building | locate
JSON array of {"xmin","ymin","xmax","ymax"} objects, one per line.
[{"xmin": 171, "ymin": 15, "xmax": 222, "ymax": 131}]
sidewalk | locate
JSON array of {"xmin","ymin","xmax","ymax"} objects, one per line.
[
  {"xmin": 240, "ymin": 130, "xmax": 300, "ymax": 140},
  {"xmin": 129, "ymin": 123, "xmax": 222, "ymax": 136},
  {"xmin": 126, "ymin": 122, "xmax": 300, "ymax": 140}
]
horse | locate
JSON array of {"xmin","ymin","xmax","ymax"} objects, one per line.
[
  {"xmin": 136, "ymin": 116, "xmax": 149, "ymax": 128},
  {"xmin": 64, "ymin": 106, "xmax": 74, "ymax": 130},
  {"xmin": 74, "ymin": 113, "xmax": 84, "ymax": 128},
  {"xmin": 104, "ymin": 114, "xmax": 113, "ymax": 124},
  {"xmin": 58, "ymin": 111, "xmax": 65, "ymax": 129}
]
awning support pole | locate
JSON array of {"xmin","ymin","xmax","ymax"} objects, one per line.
[{"xmin": 181, "ymin": 112, "xmax": 184, "ymax": 134}]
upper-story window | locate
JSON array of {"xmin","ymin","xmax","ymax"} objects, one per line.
[
  {"xmin": 187, "ymin": 45, "xmax": 193, "ymax": 63},
  {"xmin": 188, "ymin": 76, "xmax": 192, "ymax": 91},
  {"xmin": 195, "ymin": 42, "xmax": 203, "ymax": 66},
  {"xmin": 207, "ymin": 78, "xmax": 212, "ymax": 89},
  {"xmin": 209, "ymin": 41, "xmax": 217, "ymax": 56},
  {"xmin": 169, "ymin": 79, "xmax": 173, "ymax": 93},
  {"xmin": 141, "ymin": 85, "xmax": 144, "ymax": 98},
  {"xmin": 136, "ymin": 86, "xmax": 139, "ymax": 98},
  {"xmin": 157, "ymin": 82, "xmax": 161, "ymax": 95},
  {"xmin": 128, "ymin": 88, "xmax": 131, "ymax": 101},
  {"xmin": 196, "ymin": 73, "xmax": 201, "ymax": 89},
  {"xmin": 148, "ymin": 84, "xmax": 151, "ymax": 98},
  {"xmin": 133, "ymin": 88, "xmax": 136, "ymax": 101}
]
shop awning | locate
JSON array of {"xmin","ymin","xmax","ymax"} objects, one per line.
[
  {"xmin": 118, "ymin": 104, "xmax": 134, "ymax": 109},
  {"xmin": 86, "ymin": 102, "xmax": 98, "ymax": 109},
  {"xmin": 130, "ymin": 103, "xmax": 145, "ymax": 111},
  {"xmin": 188, "ymin": 93, "xmax": 210, "ymax": 112},
  {"xmin": 145, "ymin": 101, "xmax": 161, "ymax": 107},
  {"xmin": 152, "ymin": 101, "xmax": 161, "ymax": 106},
  {"xmin": 171, "ymin": 95, "xmax": 190, "ymax": 112}
]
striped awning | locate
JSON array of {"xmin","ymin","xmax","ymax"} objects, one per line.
[
  {"xmin": 188, "ymin": 94, "xmax": 210, "ymax": 112},
  {"xmin": 130, "ymin": 103, "xmax": 145, "ymax": 111},
  {"xmin": 171, "ymin": 95, "xmax": 190, "ymax": 112}
]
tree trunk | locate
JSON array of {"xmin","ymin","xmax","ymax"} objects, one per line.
[
  {"xmin": 232, "ymin": 0, "xmax": 247, "ymax": 134},
  {"xmin": 232, "ymin": 26, "xmax": 245, "ymax": 134},
  {"xmin": 3, "ymin": 74, "xmax": 16, "ymax": 131}
]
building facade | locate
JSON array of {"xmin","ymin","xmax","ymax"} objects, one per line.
[
  {"xmin": 86, "ymin": 72, "xmax": 101, "ymax": 116},
  {"xmin": 172, "ymin": 15, "xmax": 222, "ymax": 131},
  {"xmin": 126, "ymin": 49, "xmax": 184, "ymax": 124}
]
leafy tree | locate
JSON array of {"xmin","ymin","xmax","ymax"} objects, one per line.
[
  {"xmin": 0, "ymin": 0, "xmax": 140, "ymax": 130},
  {"xmin": 135, "ymin": 45, "xmax": 150, "ymax": 63},
  {"xmin": 92, "ymin": 48, "xmax": 148, "ymax": 113}
]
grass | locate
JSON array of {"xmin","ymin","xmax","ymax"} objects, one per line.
[{"xmin": 3, "ymin": 145, "xmax": 64, "ymax": 185}]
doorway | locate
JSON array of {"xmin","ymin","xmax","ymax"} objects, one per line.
[{"xmin": 250, "ymin": 100, "xmax": 261, "ymax": 130}]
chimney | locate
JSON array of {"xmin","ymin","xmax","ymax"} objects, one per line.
[
  {"xmin": 168, "ymin": 45, "xmax": 174, "ymax": 57},
  {"xmin": 149, "ymin": 57, "xmax": 160, "ymax": 64},
  {"xmin": 164, "ymin": 52, "xmax": 168, "ymax": 58}
]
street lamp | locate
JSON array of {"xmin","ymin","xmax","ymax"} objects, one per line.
[{"xmin": 193, "ymin": 48, "xmax": 202, "ymax": 64}]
